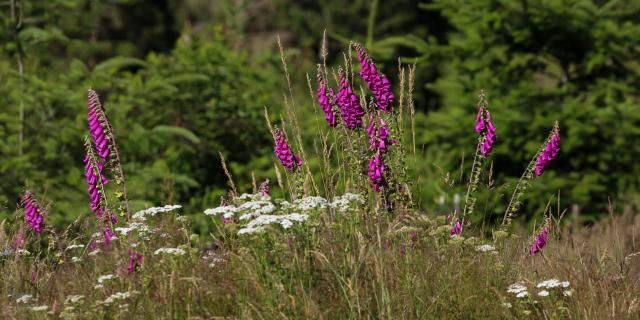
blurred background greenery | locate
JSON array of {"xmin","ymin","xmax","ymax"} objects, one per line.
[{"xmin": 1, "ymin": 0, "xmax": 639, "ymax": 230}]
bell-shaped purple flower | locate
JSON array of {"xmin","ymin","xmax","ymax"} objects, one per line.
[
  {"xmin": 355, "ymin": 45, "xmax": 395, "ymax": 112},
  {"xmin": 274, "ymin": 128, "xmax": 302, "ymax": 170},
  {"xmin": 127, "ymin": 248, "xmax": 143, "ymax": 274},
  {"xmin": 317, "ymin": 71, "xmax": 337, "ymax": 127},
  {"xmin": 84, "ymin": 140, "xmax": 108, "ymax": 214},
  {"xmin": 88, "ymin": 90, "xmax": 112, "ymax": 162},
  {"xmin": 450, "ymin": 219, "xmax": 462, "ymax": 236},
  {"xmin": 103, "ymin": 227, "xmax": 116, "ymax": 247},
  {"xmin": 367, "ymin": 114, "xmax": 397, "ymax": 154},
  {"xmin": 335, "ymin": 70, "xmax": 365, "ymax": 129},
  {"xmin": 529, "ymin": 225, "xmax": 550, "ymax": 256},
  {"xmin": 535, "ymin": 125, "xmax": 560, "ymax": 176},
  {"xmin": 475, "ymin": 107, "xmax": 496, "ymax": 158},
  {"xmin": 368, "ymin": 153, "xmax": 387, "ymax": 192},
  {"xmin": 21, "ymin": 192, "xmax": 44, "ymax": 234}
]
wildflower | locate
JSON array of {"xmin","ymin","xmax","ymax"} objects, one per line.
[
  {"xmin": 259, "ymin": 179, "xmax": 270, "ymax": 196},
  {"xmin": 21, "ymin": 192, "xmax": 45, "ymax": 233},
  {"xmin": 11, "ymin": 225, "xmax": 26, "ymax": 252},
  {"xmin": 64, "ymin": 295, "xmax": 85, "ymax": 304},
  {"xmin": 535, "ymin": 123, "xmax": 560, "ymax": 176},
  {"xmin": 88, "ymin": 90, "xmax": 111, "ymax": 162},
  {"xmin": 355, "ymin": 44, "xmax": 395, "ymax": 112},
  {"xmin": 66, "ymin": 244, "xmax": 84, "ymax": 250},
  {"xmin": 154, "ymin": 248, "xmax": 186, "ymax": 256},
  {"xmin": 335, "ymin": 70, "xmax": 365, "ymax": 129},
  {"xmin": 475, "ymin": 106, "xmax": 496, "ymax": 158},
  {"xmin": 316, "ymin": 68, "xmax": 337, "ymax": 127},
  {"xmin": 476, "ymin": 244, "xmax": 496, "ymax": 252},
  {"xmin": 450, "ymin": 219, "xmax": 462, "ymax": 236},
  {"xmin": 293, "ymin": 196, "xmax": 329, "ymax": 210},
  {"xmin": 103, "ymin": 227, "xmax": 117, "ymax": 246},
  {"xmin": 502, "ymin": 302, "xmax": 512, "ymax": 309},
  {"xmin": 507, "ymin": 283, "xmax": 528, "ymax": 294},
  {"xmin": 529, "ymin": 223, "xmax": 551, "ymax": 256},
  {"xmin": 537, "ymin": 290, "xmax": 550, "ymax": 297},
  {"xmin": 204, "ymin": 206, "xmax": 238, "ymax": 217},
  {"xmin": 84, "ymin": 138, "xmax": 108, "ymax": 214},
  {"xmin": 127, "ymin": 249, "xmax": 143, "ymax": 274},
  {"xmin": 30, "ymin": 305, "xmax": 48, "ymax": 311},
  {"xmin": 71, "ymin": 257, "xmax": 83, "ymax": 263},
  {"xmin": 330, "ymin": 193, "xmax": 365, "ymax": 212},
  {"xmin": 563, "ymin": 289, "xmax": 574, "ymax": 297},
  {"xmin": 368, "ymin": 153, "xmax": 386, "ymax": 192},
  {"xmin": 273, "ymin": 128, "xmax": 302, "ymax": 170},
  {"xmin": 132, "ymin": 205, "xmax": 182, "ymax": 221},
  {"xmin": 16, "ymin": 294, "xmax": 34, "ymax": 304},
  {"xmin": 367, "ymin": 114, "xmax": 397, "ymax": 154},
  {"xmin": 97, "ymin": 274, "xmax": 117, "ymax": 284}
]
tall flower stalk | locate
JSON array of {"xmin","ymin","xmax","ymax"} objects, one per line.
[
  {"xmin": 84, "ymin": 137, "xmax": 118, "ymax": 246},
  {"xmin": 354, "ymin": 43, "xmax": 395, "ymax": 112},
  {"xmin": 21, "ymin": 192, "xmax": 44, "ymax": 234},
  {"xmin": 367, "ymin": 113, "xmax": 397, "ymax": 193},
  {"xmin": 87, "ymin": 89, "xmax": 130, "ymax": 221},
  {"xmin": 529, "ymin": 217, "xmax": 552, "ymax": 256},
  {"xmin": 502, "ymin": 122, "xmax": 560, "ymax": 228},
  {"xmin": 460, "ymin": 92, "xmax": 496, "ymax": 231},
  {"xmin": 273, "ymin": 128, "xmax": 302, "ymax": 170},
  {"xmin": 335, "ymin": 69, "xmax": 365, "ymax": 129},
  {"xmin": 316, "ymin": 66, "xmax": 338, "ymax": 127}
]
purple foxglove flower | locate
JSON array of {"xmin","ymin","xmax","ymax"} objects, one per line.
[
  {"xmin": 110, "ymin": 212, "xmax": 119, "ymax": 225},
  {"xmin": 103, "ymin": 227, "xmax": 116, "ymax": 247},
  {"xmin": 127, "ymin": 248, "xmax": 143, "ymax": 274},
  {"xmin": 335, "ymin": 70, "xmax": 365, "ymax": 129},
  {"xmin": 259, "ymin": 179, "xmax": 270, "ymax": 196},
  {"xmin": 535, "ymin": 126, "xmax": 560, "ymax": 176},
  {"xmin": 84, "ymin": 141, "xmax": 108, "ymax": 214},
  {"xmin": 21, "ymin": 192, "xmax": 44, "ymax": 234},
  {"xmin": 88, "ymin": 240, "xmax": 98, "ymax": 252},
  {"xmin": 88, "ymin": 90, "xmax": 112, "ymax": 162},
  {"xmin": 529, "ymin": 226, "xmax": 550, "ymax": 256},
  {"xmin": 273, "ymin": 128, "xmax": 302, "ymax": 170},
  {"xmin": 367, "ymin": 114, "xmax": 397, "ymax": 154},
  {"xmin": 450, "ymin": 219, "xmax": 462, "ymax": 236},
  {"xmin": 317, "ymin": 72, "xmax": 337, "ymax": 127},
  {"xmin": 355, "ymin": 45, "xmax": 395, "ymax": 112},
  {"xmin": 475, "ymin": 107, "xmax": 496, "ymax": 158},
  {"xmin": 368, "ymin": 153, "xmax": 387, "ymax": 192}
]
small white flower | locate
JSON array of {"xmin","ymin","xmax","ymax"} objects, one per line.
[
  {"xmin": 15, "ymin": 249, "xmax": 30, "ymax": 256},
  {"xmin": 30, "ymin": 305, "xmax": 48, "ymax": 311},
  {"xmin": 561, "ymin": 281, "xmax": 570, "ymax": 288},
  {"xmin": 563, "ymin": 289, "xmax": 574, "ymax": 297},
  {"xmin": 16, "ymin": 294, "xmax": 34, "ymax": 304},
  {"xmin": 280, "ymin": 219, "xmax": 293, "ymax": 229},
  {"xmin": 475, "ymin": 244, "xmax": 496, "ymax": 252},
  {"xmin": 65, "ymin": 295, "xmax": 84, "ymax": 304},
  {"xmin": 502, "ymin": 302, "xmax": 512, "ymax": 308},
  {"xmin": 103, "ymin": 291, "xmax": 137, "ymax": 304},
  {"xmin": 66, "ymin": 244, "xmax": 85, "ymax": 250},
  {"xmin": 88, "ymin": 249, "xmax": 101, "ymax": 256},
  {"xmin": 537, "ymin": 279, "xmax": 562, "ymax": 289},
  {"xmin": 507, "ymin": 283, "xmax": 528, "ymax": 294},
  {"xmin": 204, "ymin": 206, "xmax": 238, "ymax": 217},
  {"xmin": 133, "ymin": 205, "xmax": 181, "ymax": 221},
  {"xmin": 97, "ymin": 274, "xmax": 117, "ymax": 284},
  {"xmin": 94, "ymin": 284, "xmax": 104, "ymax": 289},
  {"xmin": 154, "ymin": 248, "xmax": 186, "ymax": 256},
  {"xmin": 330, "ymin": 193, "xmax": 365, "ymax": 212},
  {"xmin": 294, "ymin": 196, "xmax": 328, "ymax": 210},
  {"xmin": 237, "ymin": 226, "xmax": 265, "ymax": 235},
  {"xmin": 516, "ymin": 291, "xmax": 529, "ymax": 298},
  {"xmin": 538, "ymin": 290, "xmax": 550, "ymax": 297},
  {"xmin": 71, "ymin": 256, "xmax": 83, "ymax": 263}
]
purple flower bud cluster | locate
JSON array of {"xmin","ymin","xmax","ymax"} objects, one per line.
[
  {"xmin": 535, "ymin": 126, "xmax": 560, "ymax": 176},
  {"xmin": 84, "ymin": 141, "xmax": 108, "ymax": 215},
  {"xmin": 259, "ymin": 179, "xmax": 270, "ymax": 196},
  {"xmin": 450, "ymin": 219, "xmax": 462, "ymax": 236},
  {"xmin": 335, "ymin": 71, "xmax": 365, "ymax": 129},
  {"xmin": 103, "ymin": 227, "xmax": 116, "ymax": 247},
  {"xmin": 355, "ymin": 45, "xmax": 394, "ymax": 112},
  {"xmin": 88, "ymin": 90, "xmax": 111, "ymax": 162},
  {"xmin": 128, "ymin": 248, "xmax": 143, "ymax": 274},
  {"xmin": 274, "ymin": 128, "xmax": 302, "ymax": 170},
  {"xmin": 529, "ymin": 225, "xmax": 550, "ymax": 256},
  {"xmin": 475, "ymin": 107, "xmax": 496, "ymax": 158},
  {"xmin": 316, "ymin": 72, "xmax": 337, "ymax": 127},
  {"xmin": 21, "ymin": 192, "xmax": 44, "ymax": 234},
  {"xmin": 367, "ymin": 114, "xmax": 397, "ymax": 192}
]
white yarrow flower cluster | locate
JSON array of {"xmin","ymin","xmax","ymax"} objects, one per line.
[
  {"xmin": 475, "ymin": 244, "xmax": 497, "ymax": 253},
  {"xmin": 507, "ymin": 283, "xmax": 529, "ymax": 298},
  {"xmin": 132, "ymin": 205, "xmax": 182, "ymax": 221},
  {"xmin": 237, "ymin": 201, "xmax": 276, "ymax": 220},
  {"xmin": 204, "ymin": 206, "xmax": 238, "ymax": 218},
  {"xmin": 330, "ymin": 193, "xmax": 365, "ymax": 212},
  {"xmin": 16, "ymin": 294, "xmax": 34, "ymax": 304},
  {"xmin": 97, "ymin": 274, "xmax": 117, "ymax": 284},
  {"xmin": 29, "ymin": 305, "xmax": 48, "ymax": 311},
  {"xmin": 154, "ymin": 247, "xmax": 186, "ymax": 256},
  {"xmin": 237, "ymin": 213, "xmax": 309, "ymax": 236},
  {"xmin": 101, "ymin": 291, "xmax": 138, "ymax": 305},
  {"xmin": 294, "ymin": 196, "xmax": 328, "ymax": 210},
  {"xmin": 71, "ymin": 256, "xmax": 83, "ymax": 263},
  {"xmin": 536, "ymin": 279, "xmax": 571, "ymax": 297},
  {"xmin": 115, "ymin": 221, "xmax": 152, "ymax": 240},
  {"xmin": 239, "ymin": 193, "xmax": 271, "ymax": 201},
  {"xmin": 15, "ymin": 249, "xmax": 30, "ymax": 256},
  {"xmin": 65, "ymin": 295, "xmax": 84, "ymax": 304},
  {"xmin": 66, "ymin": 244, "xmax": 85, "ymax": 250}
]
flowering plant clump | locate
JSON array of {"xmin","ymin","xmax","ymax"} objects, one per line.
[
  {"xmin": 335, "ymin": 69, "xmax": 365, "ymax": 129},
  {"xmin": 21, "ymin": 192, "xmax": 45, "ymax": 234},
  {"xmin": 366, "ymin": 114, "xmax": 397, "ymax": 193},
  {"xmin": 354, "ymin": 44, "xmax": 395, "ymax": 112},
  {"xmin": 273, "ymin": 128, "xmax": 302, "ymax": 170}
]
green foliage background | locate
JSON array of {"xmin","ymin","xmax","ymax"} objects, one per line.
[{"xmin": 1, "ymin": 0, "xmax": 639, "ymax": 227}]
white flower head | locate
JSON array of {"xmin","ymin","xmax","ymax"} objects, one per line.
[
  {"xmin": 97, "ymin": 274, "xmax": 117, "ymax": 284},
  {"xmin": 507, "ymin": 283, "xmax": 528, "ymax": 294},
  {"xmin": 516, "ymin": 291, "xmax": 529, "ymax": 298},
  {"xmin": 30, "ymin": 305, "xmax": 48, "ymax": 311},
  {"xmin": 154, "ymin": 248, "xmax": 186, "ymax": 256},
  {"xmin": 204, "ymin": 206, "xmax": 238, "ymax": 217},
  {"xmin": 538, "ymin": 290, "xmax": 550, "ymax": 297},
  {"xmin": 476, "ymin": 244, "xmax": 496, "ymax": 252},
  {"xmin": 133, "ymin": 205, "xmax": 182, "ymax": 221},
  {"xmin": 65, "ymin": 295, "xmax": 85, "ymax": 304},
  {"xmin": 16, "ymin": 294, "xmax": 34, "ymax": 304}
]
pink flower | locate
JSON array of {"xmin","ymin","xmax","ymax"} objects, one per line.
[
  {"xmin": 88, "ymin": 90, "xmax": 111, "ymax": 162},
  {"xmin": 475, "ymin": 107, "xmax": 496, "ymax": 158},
  {"xmin": 529, "ymin": 226, "xmax": 550, "ymax": 256},
  {"xmin": 273, "ymin": 128, "xmax": 302, "ymax": 170},
  {"xmin": 21, "ymin": 192, "xmax": 44, "ymax": 234},
  {"xmin": 450, "ymin": 219, "xmax": 462, "ymax": 236},
  {"xmin": 316, "ymin": 72, "xmax": 337, "ymax": 127},
  {"xmin": 355, "ymin": 45, "xmax": 395, "ymax": 112},
  {"xmin": 535, "ymin": 126, "xmax": 560, "ymax": 176},
  {"xmin": 335, "ymin": 70, "xmax": 365, "ymax": 129},
  {"xmin": 368, "ymin": 153, "xmax": 387, "ymax": 192},
  {"xmin": 259, "ymin": 179, "xmax": 270, "ymax": 196},
  {"xmin": 127, "ymin": 248, "xmax": 143, "ymax": 274}
]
